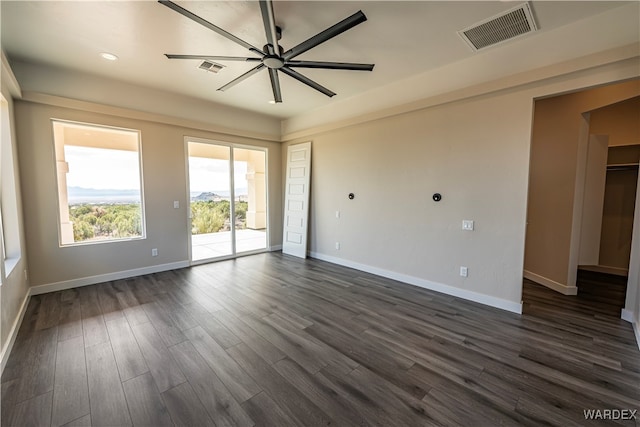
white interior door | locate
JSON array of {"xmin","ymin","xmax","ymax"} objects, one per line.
[{"xmin": 282, "ymin": 142, "xmax": 311, "ymax": 258}]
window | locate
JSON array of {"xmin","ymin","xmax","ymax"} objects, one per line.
[
  {"xmin": 52, "ymin": 120, "xmax": 145, "ymax": 246},
  {"xmin": 1, "ymin": 94, "xmax": 21, "ymax": 277}
]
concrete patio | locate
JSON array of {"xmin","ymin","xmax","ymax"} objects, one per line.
[{"xmin": 191, "ymin": 228, "xmax": 267, "ymax": 261}]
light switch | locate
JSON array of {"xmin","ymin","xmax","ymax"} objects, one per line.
[
  {"xmin": 174, "ymin": 201, "xmax": 180, "ymax": 209},
  {"xmin": 336, "ymin": 211, "xmax": 340, "ymax": 219},
  {"xmin": 462, "ymin": 220, "xmax": 474, "ymax": 231}
]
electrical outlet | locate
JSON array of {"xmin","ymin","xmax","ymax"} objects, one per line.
[
  {"xmin": 462, "ymin": 220, "xmax": 474, "ymax": 231},
  {"xmin": 335, "ymin": 210, "xmax": 340, "ymax": 219},
  {"xmin": 152, "ymin": 248, "xmax": 158, "ymax": 257},
  {"xmin": 460, "ymin": 266, "xmax": 468, "ymax": 277},
  {"xmin": 173, "ymin": 201, "xmax": 180, "ymax": 209},
  {"xmin": 335, "ymin": 242, "xmax": 340, "ymax": 250}
]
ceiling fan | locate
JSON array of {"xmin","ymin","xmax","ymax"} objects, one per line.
[{"xmin": 159, "ymin": 0, "xmax": 375, "ymax": 103}]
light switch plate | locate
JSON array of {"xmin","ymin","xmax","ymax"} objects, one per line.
[
  {"xmin": 462, "ymin": 220, "xmax": 474, "ymax": 231},
  {"xmin": 173, "ymin": 201, "xmax": 180, "ymax": 209}
]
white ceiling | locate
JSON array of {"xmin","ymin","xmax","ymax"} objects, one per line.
[{"xmin": 1, "ymin": 1, "xmax": 637, "ymax": 121}]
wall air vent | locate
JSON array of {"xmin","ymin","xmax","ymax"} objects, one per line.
[
  {"xmin": 458, "ymin": 2, "xmax": 538, "ymax": 52},
  {"xmin": 198, "ymin": 61, "xmax": 224, "ymax": 73}
]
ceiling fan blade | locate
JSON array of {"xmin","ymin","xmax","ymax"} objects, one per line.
[
  {"xmin": 259, "ymin": 0, "xmax": 280, "ymax": 55},
  {"xmin": 268, "ymin": 69, "xmax": 283, "ymax": 103},
  {"xmin": 218, "ymin": 64, "xmax": 266, "ymax": 92},
  {"xmin": 165, "ymin": 54, "xmax": 262, "ymax": 62},
  {"xmin": 280, "ymin": 67, "xmax": 336, "ymax": 98},
  {"xmin": 285, "ymin": 60, "xmax": 374, "ymax": 71},
  {"xmin": 282, "ymin": 10, "xmax": 367, "ymax": 61},
  {"xmin": 158, "ymin": 1, "xmax": 265, "ymax": 55}
]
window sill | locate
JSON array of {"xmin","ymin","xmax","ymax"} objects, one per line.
[{"xmin": 4, "ymin": 256, "xmax": 21, "ymax": 280}]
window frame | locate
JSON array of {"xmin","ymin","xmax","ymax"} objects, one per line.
[
  {"xmin": 51, "ymin": 119, "xmax": 147, "ymax": 247},
  {"xmin": 1, "ymin": 93, "xmax": 21, "ymax": 279}
]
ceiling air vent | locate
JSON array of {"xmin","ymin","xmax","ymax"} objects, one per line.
[
  {"xmin": 458, "ymin": 2, "xmax": 538, "ymax": 52},
  {"xmin": 198, "ymin": 60, "xmax": 224, "ymax": 73}
]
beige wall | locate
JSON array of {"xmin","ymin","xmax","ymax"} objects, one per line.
[
  {"xmin": 284, "ymin": 89, "xmax": 534, "ymax": 307},
  {"xmin": 12, "ymin": 61, "xmax": 281, "ymax": 141},
  {"xmin": 14, "ymin": 100, "xmax": 282, "ymax": 287},
  {"xmin": 281, "ymin": 57, "xmax": 640, "ymax": 311},
  {"xmin": 589, "ymin": 97, "xmax": 640, "ymax": 147},
  {"xmin": 524, "ymin": 80, "xmax": 640, "ymax": 291},
  {"xmin": 599, "ymin": 168, "xmax": 638, "ymax": 268},
  {"xmin": 0, "ymin": 66, "xmax": 30, "ymax": 369}
]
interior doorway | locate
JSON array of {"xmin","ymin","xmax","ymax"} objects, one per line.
[
  {"xmin": 523, "ymin": 83, "xmax": 640, "ymax": 319},
  {"xmin": 186, "ymin": 139, "xmax": 268, "ymax": 264}
]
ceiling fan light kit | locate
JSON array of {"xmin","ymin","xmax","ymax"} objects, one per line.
[{"xmin": 159, "ymin": 0, "xmax": 375, "ymax": 103}]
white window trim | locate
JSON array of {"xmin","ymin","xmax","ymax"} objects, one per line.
[{"xmin": 51, "ymin": 119, "xmax": 147, "ymax": 247}]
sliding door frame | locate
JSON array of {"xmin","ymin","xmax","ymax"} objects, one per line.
[{"xmin": 184, "ymin": 136, "xmax": 269, "ymax": 265}]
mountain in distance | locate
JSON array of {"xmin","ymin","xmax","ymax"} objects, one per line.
[
  {"xmin": 68, "ymin": 186, "xmax": 140, "ymax": 203},
  {"xmin": 66, "ymin": 186, "xmax": 250, "ymax": 204},
  {"xmin": 191, "ymin": 192, "xmax": 222, "ymax": 201},
  {"xmin": 190, "ymin": 188, "xmax": 248, "ymax": 200}
]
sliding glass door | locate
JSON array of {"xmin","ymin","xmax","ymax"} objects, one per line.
[{"xmin": 187, "ymin": 140, "xmax": 267, "ymax": 263}]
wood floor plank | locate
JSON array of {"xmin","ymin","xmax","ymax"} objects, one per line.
[
  {"xmin": 184, "ymin": 326, "xmax": 261, "ymax": 403},
  {"xmin": 115, "ymin": 285, "xmax": 150, "ymax": 326},
  {"xmin": 2, "ymin": 253, "xmax": 639, "ymax": 427},
  {"xmin": 96, "ymin": 282, "xmax": 125, "ymax": 323},
  {"xmin": 14, "ymin": 326, "xmax": 58, "ymax": 403},
  {"xmin": 52, "ymin": 336, "xmax": 90, "ymax": 427},
  {"xmin": 35, "ymin": 292, "xmax": 62, "ymax": 331},
  {"xmin": 263, "ymin": 313, "xmax": 358, "ymax": 374},
  {"xmin": 81, "ymin": 315, "xmax": 109, "ymax": 348},
  {"xmin": 273, "ymin": 357, "xmax": 371, "ymax": 427},
  {"xmin": 0, "ymin": 379, "xmax": 19, "ymax": 427},
  {"xmin": 240, "ymin": 391, "xmax": 297, "ymax": 427},
  {"xmin": 183, "ymin": 302, "xmax": 242, "ymax": 349},
  {"xmin": 61, "ymin": 414, "xmax": 91, "ymax": 427},
  {"xmin": 122, "ymin": 372, "xmax": 173, "ymax": 427},
  {"xmin": 141, "ymin": 301, "xmax": 187, "ymax": 346},
  {"xmin": 238, "ymin": 314, "xmax": 327, "ymax": 374},
  {"xmin": 226, "ymin": 343, "xmax": 333, "ymax": 426},
  {"xmin": 169, "ymin": 340, "xmax": 255, "ymax": 427},
  {"xmin": 85, "ymin": 342, "xmax": 132, "ymax": 426},
  {"xmin": 211, "ymin": 309, "xmax": 286, "ymax": 364},
  {"xmin": 8, "ymin": 391, "xmax": 53, "ymax": 427},
  {"xmin": 58, "ymin": 290, "xmax": 83, "ymax": 342},
  {"xmin": 161, "ymin": 382, "xmax": 215, "ymax": 427},
  {"xmin": 130, "ymin": 321, "xmax": 186, "ymax": 393},
  {"xmin": 105, "ymin": 317, "xmax": 149, "ymax": 382}
]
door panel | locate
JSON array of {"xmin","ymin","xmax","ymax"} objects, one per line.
[
  {"xmin": 282, "ymin": 142, "xmax": 311, "ymax": 258},
  {"xmin": 187, "ymin": 141, "xmax": 268, "ymax": 263},
  {"xmin": 233, "ymin": 148, "xmax": 267, "ymax": 254},
  {"xmin": 188, "ymin": 142, "xmax": 233, "ymax": 261}
]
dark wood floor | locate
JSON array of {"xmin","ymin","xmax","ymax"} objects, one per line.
[
  {"xmin": 2, "ymin": 253, "xmax": 639, "ymax": 426},
  {"xmin": 576, "ymin": 266, "xmax": 628, "ymax": 317}
]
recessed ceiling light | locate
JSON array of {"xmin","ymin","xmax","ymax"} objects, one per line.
[{"xmin": 100, "ymin": 52, "xmax": 118, "ymax": 61}]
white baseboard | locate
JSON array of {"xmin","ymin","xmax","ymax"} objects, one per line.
[
  {"xmin": 30, "ymin": 261, "xmax": 190, "ymax": 296},
  {"xmin": 523, "ymin": 270, "xmax": 578, "ymax": 295},
  {"xmin": 270, "ymin": 245, "xmax": 282, "ymax": 251},
  {"xmin": 621, "ymin": 309, "xmax": 634, "ymax": 323},
  {"xmin": 1, "ymin": 291, "xmax": 31, "ymax": 375},
  {"xmin": 309, "ymin": 252, "xmax": 522, "ymax": 314},
  {"xmin": 621, "ymin": 309, "xmax": 640, "ymax": 350}
]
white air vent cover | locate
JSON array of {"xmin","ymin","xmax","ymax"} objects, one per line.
[
  {"xmin": 458, "ymin": 2, "xmax": 537, "ymax": 51},
  {"xmin": 199, "ymin": 61, "xmax": 224, "ymax": 73}
]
